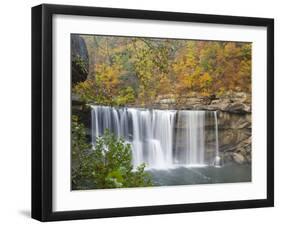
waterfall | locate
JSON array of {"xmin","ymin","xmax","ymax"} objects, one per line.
[
  {"xmin": 90, "ymin": 105, "xmax": 219, "ymax": 169},
  {"xmin": 214, "ymin": 111, "xmax": 219, "ymax": 157},
  {"xmin": 213, "ymin": 111, "xmax": 222, "ymax": 167},
  {"xmin": 176, "ymin": 111, "xmax": 205, "ymax": 166}
]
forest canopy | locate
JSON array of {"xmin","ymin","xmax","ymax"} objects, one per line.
[{"xmin": 72, "ymin": 35, "xmax": 251, "ymax": 107}]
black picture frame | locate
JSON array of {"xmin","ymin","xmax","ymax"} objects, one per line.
[{"xmin": 32, "ymin": 3, "xmax": 274, "ymax": 222}]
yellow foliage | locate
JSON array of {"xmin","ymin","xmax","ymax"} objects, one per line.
[
  {"xmin": 76, "ymin": 36, "xmax": 252, "ymax": 106},
  {"xmin": 199, "ymin": 73, "xmax": 212, "ymax": 87},
  {"xmin": 95, "ymin": 63, "xmax": 122, "ymax": 95}
]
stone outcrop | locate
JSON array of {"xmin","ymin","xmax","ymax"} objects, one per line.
[
  {"xmin": 153, "ymin": 92, "xmax": 251, "ymax": 113},
  {"xmin": 217, "ymin": 112, "xmax": 251, "ymax": 164},
  {"xmin": 71, "ymin": 35, "xmax": 89, "ymax": 85}
]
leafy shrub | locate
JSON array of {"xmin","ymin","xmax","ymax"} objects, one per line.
[
  {"xmin": 71, "ymin": 116, "xmax": 152, "ymax": 189},
  {"xmin": 72, "ymin": 55, "xmax": 88, "ymax": 75}
]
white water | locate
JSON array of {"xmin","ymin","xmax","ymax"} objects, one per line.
[
  {"xmin": 214, "ymin": 111, "xmax": 219, "ymax": 157},
  {"xmin": 176, "ymin": 111, "xmax": 205, "ymax": 166},
  {"xmin": 90, "ymin": 105, "xmax": 219, "ymax": 169},
  {"xmin": 213, "ymin": 111, "xmax": 221, "ymax": 167}
]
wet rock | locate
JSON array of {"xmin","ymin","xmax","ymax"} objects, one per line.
[
  {"xmin": 232, "ymin": 153, "xmax": 246, "ymax": 164},
  {"xmin": 218, "ymin": 112, "xmax": 251, "ymax": 129}
]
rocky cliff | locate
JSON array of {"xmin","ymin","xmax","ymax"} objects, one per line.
[{"xmin": 71, "ymin": 35, "xmax": 89, "ymax": 85}]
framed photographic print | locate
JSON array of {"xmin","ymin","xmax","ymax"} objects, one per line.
[{"xmin": 32, "ymin": 4, "xmax": 274, "ymax": 221}]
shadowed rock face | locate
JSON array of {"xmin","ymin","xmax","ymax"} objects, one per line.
[
  {"xmin": 71, "ymin": 35, "xmax": 89, "ymax": 85},
  {"xmin": 217, "ymin": 112, "xmax": 251, "ymax": 164}
]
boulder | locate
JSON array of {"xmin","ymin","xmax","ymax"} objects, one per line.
[{"xmin": 232, "ymin": 153, "xmax": 246, "ymax": 164}]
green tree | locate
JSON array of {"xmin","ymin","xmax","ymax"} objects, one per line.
[
  {"xmin": 71, "ymin": 115, "xmax": 92, "ymax": 187},
  {"xmin": 71, "ymin": 116, "xmax": 152, "ymax": 189}
]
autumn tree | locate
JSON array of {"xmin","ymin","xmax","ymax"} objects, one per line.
[{"xmin": 72, "ymin": 35, "xmax": 251, "ymax": 106}]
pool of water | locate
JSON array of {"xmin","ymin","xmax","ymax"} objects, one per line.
[{"xmin": 148, "ymin": 163, "xmax": 251, "ymax": 186}]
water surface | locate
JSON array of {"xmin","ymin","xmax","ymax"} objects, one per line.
[{"xmin": 148, "ymin": 163, "xmax": 251, "ymax": 186}]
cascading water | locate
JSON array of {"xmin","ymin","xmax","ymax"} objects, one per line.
[
  {"xmin": 90, "ymin": 105, "xmax": 220, "ymax": 169},
  {"xmin": 175, "ymin": 111, "xmax": 206, "ymax": 166},
  {"xmin": 213, "ymin": 111, "xmax": 222, "ymax": 167}
]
